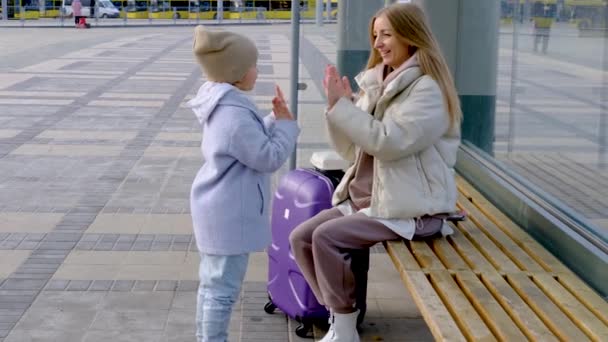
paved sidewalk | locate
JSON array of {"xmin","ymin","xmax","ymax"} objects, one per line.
[
  {"xmin": 0, "ymin": 25, "xmax": 431, "ymax": 341},
  {"xmin": 2, "ymin": 21, "xmax": 605, "ymax": 342}
]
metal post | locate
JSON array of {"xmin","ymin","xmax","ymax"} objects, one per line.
[
  {"xmin": 94, "ymin": 1, "xmax": 98, "ymax": 25},
  {"xmin": 324, "ymin": 0, "xmax": 329, "ymax": 21},
  {"xmin": 289, "ymin": 0, "xmax": 300, "ymax": 170},
  {"xmin": 599, "ymin": 25, "xmax": 607, "ymax": 168},
  {"xmin": 188, "ymin": 0, "xmax": 191, "ymax": 24},
  {"xmin": 217, "ymin": 0, "xmax": 222, "ymax": 23},
  {"xmin": 148, "ymin": 4, "xmax": 152, "ymax": 24},
  {"xmin": 20, "ymin": 6, "xmax": 24, "ymax": 26},
  {"xmin": 172, "ymin": 7, "xmax": 176, "ymax": 23},
  {"xmin": 60, "ymin": 3, "xmax": 64, "ymax": 26},
  {"xmin": 315, "ymin": 0, "xmax": 322, "ymax": 26},
  {"xmin": 196, "ymin": 3, "xmax": 199, "ymax": 24},
  {"xmin": 507, "ymin": 3, "xmax": 521, "ymax": 154},
  {"xmin": 123, "ymin": 7, "xmax": 127, "ymax": 26},
  {"xmin": 2, "ymin": 0, "xmax": 7, "ymax": 21}
]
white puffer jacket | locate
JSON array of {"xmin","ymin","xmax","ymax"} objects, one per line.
[{"xmin": 326, "ymin": 65, "xmax": 460, "ymax": 219}]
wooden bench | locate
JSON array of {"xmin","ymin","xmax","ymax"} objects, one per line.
[{"xmin": 385, "ymin": 175, "xmax": 608, "ymax": 341}]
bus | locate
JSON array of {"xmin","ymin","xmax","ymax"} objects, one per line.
[
  {"xmin": 565, "ymin": 0, "xmax": 608, "ymax": 29},
  {"xmin": 84, "ymin": 0, "xmax": 330, "ymax": 20},
  {"xmin": 188, "ymin": 0, "xmax": 233, "ymax": 19},
  {"xmin": 104, "ymin": 0, "xmax": 227, "ymax": 19},
  {"xmin": 1, "ymin": 0, "xmax": 40, "ymax": 19},
  {"xmin": 500, "ymin": 0, "xmax": 558, "ymax": 24},
  {"xmin": 40, "ymin": 0, "xmax": 62, "ymax": 17},
  {"xmin": 230, "ymin": 0, "xmax": 334, "ymax": 20}
]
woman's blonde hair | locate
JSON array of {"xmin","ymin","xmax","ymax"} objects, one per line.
[{"xmin": 367, "ymin": 3, "xmax": 462, "ymax": 128}]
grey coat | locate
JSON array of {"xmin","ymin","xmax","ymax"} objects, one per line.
[{"xmin": 188, "ymin": 82, "xmax": 300, "ymax": 255}]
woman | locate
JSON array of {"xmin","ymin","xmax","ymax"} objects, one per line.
[
  {"xmin": 289, "ymin": 3, "xmax": 461, "ymax": 342},
  {"xmin": 72, "ymin": 0, "xmax": 82, "ymax": 26}
]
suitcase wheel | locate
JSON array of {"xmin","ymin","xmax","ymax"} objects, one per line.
[
  {"xmin": 295, "ymin": 320, "xmax": 314, "ymax": 338},
  {"xmin": 263, "ymin": 300, "xmax": 276, "ymax": 314}
]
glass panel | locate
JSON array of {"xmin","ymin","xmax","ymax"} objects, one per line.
[{"xmin": 495, "ymin": 0, "xmax": 608, "ymax": 242}]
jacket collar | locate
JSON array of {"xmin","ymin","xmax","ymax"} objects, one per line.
[{"xmin": 355, "ymin": 64, "xmax": 423, "ymax": 100}]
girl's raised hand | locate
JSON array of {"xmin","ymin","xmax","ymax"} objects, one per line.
[{"xmin": 272, "ymin": 85, "xmax": 294, "ymax": 121}]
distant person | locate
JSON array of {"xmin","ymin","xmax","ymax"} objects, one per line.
[
  {"xmin": 533, "ymin": 16, "xmax": 553, "ymax": 53},
  {"xmin": 72, "ymin": 0, "xmax": 82, "ymax": 26},
  {"xmin": 90, "ymin": 0, "xmax": 96, "ymax": 19},
  {"xmin": 187, "ymin": 25, "xmax": 300, "ymax": 342}
]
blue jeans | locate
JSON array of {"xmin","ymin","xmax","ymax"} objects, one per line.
[{"xmin": 196, "ymin": 252, "xmax": 249, "ymax": 342}]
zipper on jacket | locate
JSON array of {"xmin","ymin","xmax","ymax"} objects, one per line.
[{"xmin": 257, "ymin": 183, "xmax": 264, "ymax": 214}]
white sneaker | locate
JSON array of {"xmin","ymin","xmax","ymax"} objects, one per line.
[{"xmin": 318, "ymin": 310, "xmax": 360, "ymax": 342}]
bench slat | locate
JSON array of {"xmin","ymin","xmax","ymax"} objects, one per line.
[
  {"xmin": 455, "ymin": 270, "xmax": 528, "ymax": 341},
  {"xmin": 507, "ymin": 273, "xmax": 590, "ymax": 341},
  {"xmin": 457, "ymin": 193, "xmax": 546, "ymax": 272},
  {"xmin": 454, "ymin": 220, "xmax": 521, "ymax": 272},
  {"xmin": 533, "ymin": 274, "xmax": 608, "ymax": 341},
  {"xmin": 410, "ymin": 240, "xmax": 447, "ymax": 270},
  {"xmin": 429, "ymin": 270, "xmax": 497, "ymax": 341},
  {"xmin": 456, "ymin": 175, "xmax": 571, "ymax": 273},
  {"xmin": 557, "ymin": 273, "xmax": 608, "ymax": 326},
  {"xmin": 446, "ymin": 224, "xmax": 497, "ymax": 272},
  {"xmin": 385, "ymin": 244, "xmax": 467, "ymax": 342},
  {"xmin": 481, "ymin": 272, "xmax": 558, "ymax": 341},
  {"xmin": 407, "ymin": 271, "xmax": 467, "ymax": 342},
  {"xmin": 430, "ymin": 238, "xmax": 471, "ymax": 271},
  {"xmin": 385, "ymin": 240, "xmax": 421, "ymax": 271}
]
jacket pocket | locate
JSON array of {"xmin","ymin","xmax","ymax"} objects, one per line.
[
  {"xmin": 415, "ymin": 155, "xmax": 432, "ymax": 196},
  {"xmin": 257, "ymin": 183, "xmax": 264, "ymax": 215}
]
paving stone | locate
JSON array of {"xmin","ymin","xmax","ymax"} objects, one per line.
[
  {"xmin": 177, "ymin": 280, "xmax": 198, "ymax": 292},
  {"xmin": 111, "ymin": 280, "xmax": 135, "ymax": 292},
  {"xmin": 133, "ymin": 280, "xmax": 156, "ymax": 292},
  {"xmin": 24, "ymin": 234, "xmax": 46, "ymax": 242},
  {"xmin": 32, "ymin": 249, "xmax": 69, "ymax": 256},
  {"xmin": 113, "ymin": 242, "xmax": 134, "ymax": 251},
  {"xmin": 150, "ymin": 242, "xmax": 170, "ymax": 251},
  {"xmin": 0, "ymin": 295, "xmax": 36, "ymax": 303},
  {"xmin": 44, "ymin": 232, "xmax": 82, "ymax": 242},
  {"xmin": 155, "ymin": 280, "xmax": 178, "ymax": 291},
  {"xmin": 75, "ymin": 242, "xmax": 96, "ymax": 250},
  {"xmin": 132, "ymin": 241, "xmax": 152, "ymax": 251},
  {"xmin": 23, "ymin": 258, "xmax": 62, "ymax": 265},
  {"xmin": 0, "ymin": 298, "xmax": 32, "ymax": 309},
  {"xmin": 89, "ymin": 280, "xmax": 114, "ymax": 291},
  {"xmin": 0, "ymin": 316, "xmax": 20, "ymax": 324},
  {"xmin": 94, "ymin": 243, "xmax": 115, "ymax": 251},
  {"xmin": 9, "ymin": 273, "xmax": 51, "ymax": 280},
  {"xmin": 36, "ymin": 241, "xmax": 77, "ymax": 250},
  {"xmin": 66, "ymin": 280, "xmax": 92, "ymax": 291},
  {"xmin": 44, "ymin": 279, "xmax": 69, "ymax": 291},
  {"xmin": 0, "ymin": 279, "xmax": 46, "ymax": 291}
]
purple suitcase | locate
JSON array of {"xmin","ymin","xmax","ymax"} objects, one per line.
[{"xmin": 264, "ymin": 168, "xmax": 368, "ymax": 338}]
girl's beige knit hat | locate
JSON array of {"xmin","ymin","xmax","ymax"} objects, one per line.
[{"xmin": 193, "ymin": 25, "xmax": 258, "ymax": 84}]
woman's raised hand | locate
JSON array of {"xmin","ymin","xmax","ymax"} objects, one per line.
[
  {"xmin": 323, "ymin": 64, "xmax": 353, "ymax": 109},
  {"xmin": 272, "ymin": 85, "xmax": 295, "ymax": 121}
]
